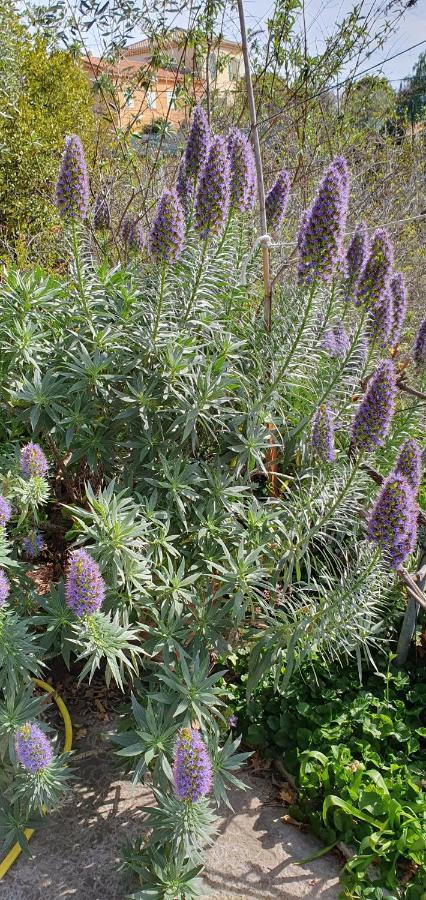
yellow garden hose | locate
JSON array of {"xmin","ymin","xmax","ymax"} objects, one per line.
[{"xmin": 0, "ymin": 678, "xmax": 73, "ymax": 880}]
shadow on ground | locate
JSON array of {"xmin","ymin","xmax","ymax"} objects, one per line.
[{"xmin": 0, "ymin": 724, "xmax": 342, "ymax": 899}]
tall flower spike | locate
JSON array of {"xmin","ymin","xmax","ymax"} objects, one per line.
[
  {"xmin": 93, "ymin": 193, "xmax": 110, "ymax": 230},
  {"xmin": 367, "ymin": 289, "xmax": 394, "ymax": 348},
  {"xmin": 414, "ymin": 318, "xmax": 426, "ymax": 371},
  {"xmin": 297, "ymin": 156, "xmax": 349, "ymax": 284},
  {"xmin": 121, "ymin": 216, "xmax": 144, "ymax": 252},
  {"xmin": 0, "ymin": 496, "xmax": 11, "ymax": 528},
  {"xmin": 0, "ymin": 569, "xmax": 10, "ymax": 606},
  {"xmin": 389, "ymin": 272, "xmax": 407, "ymax": 348},
  {"xmin": 345, "ymin": 222, "xmax": 369, "ymax": 300},
  {"xmin": 149, "ymin": 188, "xmax": 184, "ymax": 263},
  {"xmin": 312, "ymin": 404, "xmax": 336, "ymax": 462},
  {"xmin": 227, "ymin": 128, "xmax": 257, "ymax": 213},
  {"xmin": 15, "ymin": 723, "xmax": 54, "ymax": 773},
  {"xmin": 184, "ymin": 106, "xmax": 210, "ymax": 184},
  {"xmin": 265, "ymin": 169, "xmax": 290, "ymax": 231},
  {"xmin": 367, "ymin": 473, "xmax": 417, "ymax": 570},
  {"xmin": 173, "ymin": 727, "xmax": 212, "ymax": 803},
  {"xmin": 195, "ymin": 136, "xmax": 231, "ymax": 240},
  {"xmin": 351, "ymin": 359, "xmax": 396, "ymax": 453},
  {"xmin": 176, "ymin": 157, "xmax": 194, "ymax": 209},
  {"xmin": 56, "ymin": 134, "xmax": 90, "ymax": 221},
  {"xmin": 394, "ymin": 438, "xmax": 422, "ymax": 493},
  {"xmin": 65, "ymin": 549, "xmax": 105, "ymax": 617},
  {"xmin": 356, "ymin": 228, "xmax": 394, "ymax": 308},
  {"xmin": 20, "ymin": 443, "xmax": 49, "ymax": 479},
  {"xmin": 322, "ymin": 321, "xmax": 349, "ymax": 359}
]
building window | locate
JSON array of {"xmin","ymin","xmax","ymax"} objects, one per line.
[
  {"xmin": 146, "ymin": 90, "xmax": 157, "ymax": 109},
  {"xmin": 228, "ymin": 57, "xmax": 240, "ymax": 81},
  {"xmin": 166, "ymin": 89, "xmax": 176, "ymax": 110}
]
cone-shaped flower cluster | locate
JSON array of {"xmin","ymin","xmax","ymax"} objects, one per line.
[
  {"xmin": 394, "ymin": 438, "xmax": 422, "ymax": 492},
  {"xmin": 351, "ymin": 360, "xmax": 396, "ymax": 452},
  {"xmin": 93, "ymin": 194, "xmax": 110, "ymax": 230},
  {"xmin": 367, "ymin": 473, "xmax": 417, "ymax": 569},
  {"xmin": 56, "ymin": 135, "xmax": 90, "ymax": 220},
  {"xmin": 356, "ymin": 228, "xmax": 393, "ymax": 308},
  {"xmin": 20, "ymin": 443, "xmax": 49, "ymax": 479},
  {"xmin": 149, "ymin": 189, "xmax": 184, "ymax": 263},
  {"xmin": 367, "ymin": 289, "xmax": 393, "ymax": 348},
  {"xmin": 15, "ymin": 723, "xmax": 54, "ymax": 773},
  {"xmin": 121, "ymin": 217, "xmax": 145, "ymax": 252},
  {"xmin": 22, "ymin": 532, "xmax": 45, "ymax": 561},
  {"xmin": 312, "ymin": 404, "xmax": 336, "ymax": 462},
  {"xmin": 195, "ymin": 136, "xmax": 231, "ymax": 239},
  {"xmin": 184, "ymin": 106, "xmax": 210, "ymax": 183},
  {"xmin": 265, "ymin": 169, "xmax": 290, "ymax": 231},
  {"xmin": 414, "ymin": 318, "xmax": 426, "ymax": 370},
  {"xmin": 227, "ymin": 128, "xmax": 256, "ymax": 213},
  {"xmin": 0, "ymin": 569, "xmax": 10, "ymax": 606},
  {"xmin": 173, "ymin": 727, "xmax": 212, "ymax": 803},
  {"xmin": 322, "ymin": 321, "xmax": 350, "ymax": 359},
  {"xmin": 176, "ymin": 157, "xmax": 194, "ymax": 209},
  {"xmin": 346, "ymin": 223, "xmax": 369, "ymax": 285},
  {"xmin": 65, "ymin": 549, "xmax": 105, "ymax": 617},
  {"xmin": 297, "ymin": 156, "xmax": 349, "ymax": 284},
  {"xmin": 389, "ymin": 273, "xmax": 407, "ymax": 348},
  {"xmin": 0, "ymin": 496, "xmax": 11, "ymax": 528}
]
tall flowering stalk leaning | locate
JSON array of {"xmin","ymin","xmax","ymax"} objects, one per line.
[
  {"xmin": 351, "ymin": 359, "xmax": 396, "ymax": 453},
  {"xmin": 184, "ymin": 106, "xmax": 210, "ymax": 187},
  {"xmin": 56, "ymin": 134, "xmax": 90, "ymax": 307},
  {"xmin": 367, "ymin": 473, "xmax": 417, "ymax": 570},
  {"xmin": 344, "ymin": 222, "xmax": 369, "ymax": 301},
  {"xmin": 367, "ymin": 288, "xmax": 393, "ymax": 349},
  {"xmin": 227, "ymin": 128, "xmax": 257, "ymax": 213},
  {"xmin": 149, "ymin": 188, "xmax": 185, "ymax": 340},
  {"xmin": 265, "ymin": 169, "xmax": 290, "ymax": 231},
  {"xmin": 297, "ymin": 156, "xmax": 349, "ymax": 285},
  {"xmin": 195, "ymin": 136, "xmax": 231, "ymax": 241},
  {"xmin": 394, "ymin": 438, "xmax": 422, "ymax": 493},
  {"xmin": 356, "ymin": 228, "xmax": 394, "ymax": 308},
  {"xmin": 389, "ymin": 273, "xmax": 408, "ymax": 348}
]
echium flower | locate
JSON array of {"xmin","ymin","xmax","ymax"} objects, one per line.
[
  {"xmin": 344, "ymin": 222, "xmax": 369, "ymax": 300},
  {"xmin": 56, "ymin": 134, "xmax": 90, "ymax": 220},
  {"xmin": 93, "ymin": 193, "xmax": 110, "ymax": 230},
  {"xmin": 22, "ymin": 531, "xmax": 45, "ymax": 561},
  {"xmin": 195, "ymin": 136, "xmax": 231, "ymax": 240},
  {"xmin": 394, "ymin": 438, "xmax": 422, "ymax": 492},
  {"xmin": 297, "ymin": 156, "xmax": 349, "ymax": 284},
  {"xmin": 413, "ymin": 318, "xmax": 426, "ymax": 371},
  {"xmin": 20, "ymin": 443, "xmax": 49, "ymax": 479},
  {"xmin": 265, "ymin": 169, "xmax": 290, "ymax": 231},
  {"xmin": 367, "ymin": 289, "xmax": 393, "ymax": 348},
  {"xmin": 356, "ymin": 228, "xmax": 394, "ymax": 308},
  {"xmin": 312, "ymin": 404, "xmax": 336, "ymax": 463},
  {"xmin": 176, "ymin": 157, "xmax": 194, "ymax": 209},
  {"xmin": 149, "ymin": 188, "xmax": 184, "ymax": 263},
  {"xmin": 173, "ymin": 727, "xmax": 212, "ymax": 803},
  {"xmin": 15, "ymin": 723, "xmax": 54, "ymax": 773},
  {"xmin": 65, "ymin": 549, "xmax": 105, "ymax": 617},
  {"xmin": 367, "ymin": 473, "xmax": 417, "ymax": 569},
  {"xmin": 351, "ymin": 359, "xmax": 396, "ymax": 453},
  {"xmin": 121, "ymin": 216, "xmax": 144, "ymax": 252},
  {"xmin": 0, "ymin": 496, "xmax": 11, "ymax": 528},
  {"xmin": 389, "ymin": 272, "xmax": 407, "ymax": 348},
  {"xmin": 0, "ymin": 569, "xmax": 10, "ymax": 606},
  {"xmin": 227, "ymin": 128, "xmax": 257, "ymax": 213},
  {"xmin": 322, "ymin": 321, "xmax": 349, "ymax": 359},
  {"xmin": 184, "ymin": 106, "xmax": 210, "ymax": 184}
]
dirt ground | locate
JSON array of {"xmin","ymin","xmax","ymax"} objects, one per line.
[{"xmin": 0, "ymin": 685, "xmax": 342, "ymax": 900}]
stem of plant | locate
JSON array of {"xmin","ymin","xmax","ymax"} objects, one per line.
[
  {"xmin": 182, "ymin": 237, "xmax": 209, "ymax": 324},
  {"xmin": 71, "ymin": 220, "xmax": 89, "ymax": 319},
  {"xmin": 152, "ymin": 263, "xmax": 166, "ymax": 342}
]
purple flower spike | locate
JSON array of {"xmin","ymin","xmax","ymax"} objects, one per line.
[
  {"xmin": 20, "ymin": 443, "xmax": 49, "ymax": 479},
  {"xmin": 15, "ymin": 723, "xmax": 54, "ymax": 773},
  {"xmin": 414, "ymin": 318, "xmax": 426, "ymax": 371},
  {"xmin": 394, "ymin": 438, "xmax": 422, "ymax": 493},
  {"xmin": 312, "ymin": 404, "xmax": 336, "ymax": 463},
  {"xmin": 322, "ymin": 321, "xmax": 350, "ymax": 359},
  {"xmin": 345, "ymin": 223, "xmax": 369, "ymax": 300},
  {"xmin": 121, "ymin": 216, "xmax": 144, "ymax": 252},
  {"xmin": 0, "ymin": 496, "xmax": 12, "ymax": 528},
  {"xmin": 227, "ymin": 128, "xmax": 257, "ymax": 213},
  {"xmin": 56, "ymin": 134, "xmax": 90, "ymax": 221},
  {"xmin": 176, "ymin": 157, "xmax": 194, "ymax": 209},
  {"xmin": 0, "ymin": 569, "xmax": 10, "ymax": 606},
  {"xmin": 367, "ymin": 473, "xmax": 417, "ymax": 570},
  {"xmin": 351, "ymin": 359, "xmax": 396, "ymax": 453},
  {"xmin": 22, "ymin": 532, "xmax": 45, "ymax": 561},
  {"xmin": 265, "ymin": 169, "xmax": 290, "ymax": 231},
  {"xmin": 389, "ymin": 273, "xmax": 407, "ymax": 348},
  {"xmin": 65, "ymin": 549, "xmax": 105, "ymax": 617},
  {"xmin": 173, "ymin": 727, "xmax": 212, "ymax": 803},
  {"xmin": 195, "ymin": 136, "xmax": 231, "ymax": 240},
  {"xmin": 149, "ymin": 188, "xmax": 184, "ymax": 264},
  {"xmin": 93, "ymin": 194, "xmax": 110, "ymax": 230},
  {"xmin": 356, "ymin": 228, "xmax": 394, "ymax": 308},
  {"xmin": 298, "ymin": 156, "xmax": 349, "ymax": 285},
  {"xmin": 367, "ymin": 290, "xmax": 394, "ymax": 348},
  {"xmin": 184, "ymin": 106, "xmax": 210, "ymax": 184}
]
